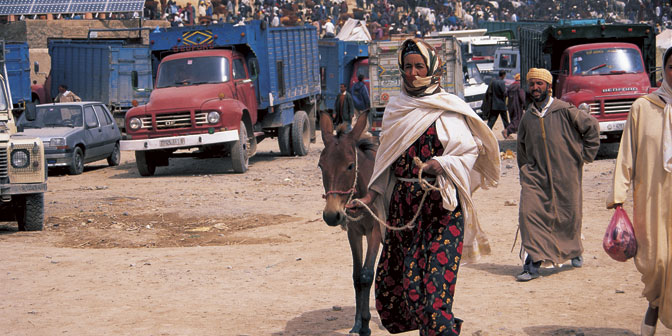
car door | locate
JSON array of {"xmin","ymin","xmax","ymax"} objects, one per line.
[
  {"xmin": 93, "ymin": 104, "xmax": 119, "ymax": 157},
  {"xmin": 82, "ymin": 105, "xmax": 106, "ymax": 161},
  {"xmin": 232, "ymin": 56, "xmax": 257, "ymax": 116}
]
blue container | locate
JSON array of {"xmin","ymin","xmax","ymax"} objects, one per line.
[
  {"xmin": 4, "ymin": 42, "xmax": 31, "ymax": 108},
  {"xmin": 317, "ymin": 38, "xmax": 368, "ymax": 112}
]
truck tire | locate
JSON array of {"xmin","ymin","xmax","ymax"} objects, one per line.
[
  {"xmin": 277, "ymin": 124, "xmax": 293, "ymax": 156},
  {"xmin": 107, "ymin": 143, "xmax": 121, "ymax": 166},
  {"xmin": 68, "ymin": 147, "xmax": 84, "ymax": 175},
  {"xmin": 231, "ymin": 121, "xmax": 249, "ymax": 173},
  {"xmin": 16, "ymin": 193, "xmax": 44, "ymax": 231},
  {"xmin": 135, "ymin": 151, "xmax": 156, "ymax": 176},
  {"xmin": 291, "ymin": 110, "xmax": 310, "ymax": 156}
]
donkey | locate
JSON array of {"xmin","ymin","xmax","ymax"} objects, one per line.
[{"xmin": 318, "ymin": 112, "xmax": 383, "ymax": 336}]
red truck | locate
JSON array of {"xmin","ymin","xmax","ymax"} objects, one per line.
[
  {"xmin": 120, "ymin": 22, "xmax": 320, "ymax": 175},
  {"xmin": 520, "ymin": 22, "xmax": 657, "ymax": 142}
]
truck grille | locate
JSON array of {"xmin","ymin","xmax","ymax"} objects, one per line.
[
  {"xmin": 0, "ymin": 145, "xmax": 7, "ymax": 178},
  {"xmin": 156, "ymin": 111, "xmax": 192, "ymax": 129},
  {"xmin": 588, "ymin": 98, "xmax": 637, "ymax": 115}
]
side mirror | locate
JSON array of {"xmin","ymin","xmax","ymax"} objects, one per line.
[
  {"xmin": 33, "ymin": 61, "xmax": 39, "ymax": 74},
  {"xmin": 24, "ymin": 102, "xmax": 37, "ymax": 121},
  {"xmin": 86, "ymin": 120, "xmax": 98, "ymax": 128}
]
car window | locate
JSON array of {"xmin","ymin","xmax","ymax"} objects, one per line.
[
  {"xmin": 84, "ymin": 106, "xmax": 99, "ymax": 128},
  {"xmin": 94, "ymin": 105, "xmax": 112, "ymax": 126},
  {"xmin": 233, "ymin": 58, "xmax": 247, "ymax": 80}
]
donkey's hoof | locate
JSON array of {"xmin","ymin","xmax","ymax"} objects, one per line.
[{"xmin": 349, "ymin": 326, "xmax": 370, "ymax": 336}]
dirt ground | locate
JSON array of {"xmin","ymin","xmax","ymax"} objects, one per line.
[{"xmin": 1, "ymin": 122, "xmax": 670, "ymax": 336}]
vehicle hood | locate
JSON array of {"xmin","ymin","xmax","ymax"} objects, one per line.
[
  {"xmin": 17, "ymin": 127, "xmax": 78, "ymax": 141},
  {"xmin": 465, "ymin": 83, "xmax": 488, "ymax": 96},
  {"xmin": 148, "ymin": 85, "xmax": 226, "ymax": 110},
  {"xmin": 566, "ymin": 73, "xmax": 650, "ymax": 96}
]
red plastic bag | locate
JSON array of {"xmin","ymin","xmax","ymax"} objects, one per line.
[{"xmin": 603, "ymin": 206, "xmax": 637, "ymax": 262}]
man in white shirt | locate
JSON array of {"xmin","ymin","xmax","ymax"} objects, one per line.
[{"xmin": 324, "ymin": 17, "xmax": 335, "ymax": 38}]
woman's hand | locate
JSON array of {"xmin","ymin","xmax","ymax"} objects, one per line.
[
  {"xmin": 607, "ymin": 203, "xmax": 623, "ymax": 210},
  {"xmin": 421, "ymin": 159, "xmax": 444, "ymax": 176},
  {"xmin": 346, "ymin": 190, "xmax": 377, "ymax": 214}
]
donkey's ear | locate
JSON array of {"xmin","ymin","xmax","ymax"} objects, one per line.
[
  {"xmin": 348, "ymin": 109, "xmax": 369, "ymax": 140},
  {"xmin": 319, "ymin": 111, "xmax": 335, "ymax": 145}
]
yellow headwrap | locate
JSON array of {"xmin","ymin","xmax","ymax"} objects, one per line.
[{"xmin": 527, "ymin": 68, "xmax": 552, "ymax": 85}]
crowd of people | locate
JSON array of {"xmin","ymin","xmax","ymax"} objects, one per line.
[{"xmin": 145, "ymin": 0, "xmax": 671, "ymax": 37}]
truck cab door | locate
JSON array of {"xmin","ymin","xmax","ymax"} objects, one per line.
[
  {"xmin": 232, "ymin": 56, "xmax": 257, "ymax": 117},
  {"xmin": 557, "ymin": 53, "xmax": 570, "ymax": 97}
]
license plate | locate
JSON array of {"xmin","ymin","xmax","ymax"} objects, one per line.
[
  {"xmin": 47, "ymin": 159, "xmax": 56, "ymax": 164},
  {"xmin": 159, "ymin": 138, "xmax": 185, "ymax": 147}
]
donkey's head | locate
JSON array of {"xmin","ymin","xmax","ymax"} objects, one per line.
[{"xmin": 318, "ymin": 112, "xmax": 375, "ymax": 227}]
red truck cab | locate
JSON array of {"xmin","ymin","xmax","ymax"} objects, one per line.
[
  {"xmin": 122, "ymin": 49, "xmax": 258, "ymax": 174},
  {"xmin": 556, "ymin": 42, "xmax": 650, "ymax": 142}
]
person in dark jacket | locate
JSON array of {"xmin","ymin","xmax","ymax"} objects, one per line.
[
  {"xmin": 486, "ymin": 70, "xmax": 509, "ymax": 130},
  {"xmin": 333, "ymin": 83, "xmax": 355, "ymax": 131},
  {"xmin": 351, "ymin": 73, "xmax": 371, "ymax": 126},
  {"xmin": 503, "ymin": 73, "xmax": 526, "ymax": 139}
]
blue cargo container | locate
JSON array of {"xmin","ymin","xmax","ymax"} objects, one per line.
[
  {"xmin": 317, "ymin": 38, "xmax": 368, "ymax": 113},
  {"xmin": 48, "ymin": 39, "xmax": 153, "ymax": 129},
  {"xmin": 4, "ymin": 42, "xmax": 31, "ymax": 111}
]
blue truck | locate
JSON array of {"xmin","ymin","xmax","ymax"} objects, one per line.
[
  {"xmin": 119, "ymin": 21, "xmax": 320, "ymax": 175},
  {"xmin": 47, "ymin": 36, "xmax": 154, "ymax": 131},
  {"xmin": 3, "ymin": 41, "xmax": 32, "ymax": 115},
  {"xmin": 318, "ymin": 38, "xmax": 369, "ymax": 117}
]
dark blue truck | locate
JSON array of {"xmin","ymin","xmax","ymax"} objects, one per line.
[
  {"xmin": 3, "ymin": 41, "xmax": 32, "ymax": 115},
  {"xmin": 47, "ymin": 37, "xmax": 153, "ymax": 131},
  {"xmin": 119, "ymin": 21, "xmax": 320, "ymax": 175},
  {"xmin": 318, "ymin": 38, "xmax": 369, "ymax": 118}
]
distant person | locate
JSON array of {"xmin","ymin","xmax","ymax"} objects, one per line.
[
  {"xmin": 54, "ymin": 84, "xmax": 81, "ymax": 103},
  {"xmin": 351, "ymin": 74, "xmax": 370, "ymax": 117},
  {"xmin": 515, "ymin": 68, "xmax": 600, "ymax": 282},
  {"xmin": 607, "ymin": 47, "xmax": 672, "ymax": 336},
  {"xmin": 486, "ymin": 70, "xmax": 509, "ymax": 130},
  {"xmin": 333, "ymin": 83, "xmax": 355, "ymax": 131},
  {"xmin": 502, "ymin": 73, "xmax": 526, "ymax": 139},
  {"xmin": 323, "ymin": 17, "xmax": 335, "ymax": 37}
]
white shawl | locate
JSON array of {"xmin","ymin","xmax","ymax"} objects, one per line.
[
  {"xmin": 655, "ymin": 79, "xmax": 672, "ymax": 173},
  {"xmin": 369, "ymin": 90, "xmax": 501, "ymax": 262}
]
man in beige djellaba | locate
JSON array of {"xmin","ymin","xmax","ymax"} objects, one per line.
[
  {"xmin": 515, "ymin": 68, "xmax": 600, "ymax": 282},
  {"xmin": 607, "ymin": 47, "xmax": 672, "ymax": 336}
]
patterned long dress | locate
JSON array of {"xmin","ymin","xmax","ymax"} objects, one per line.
[{"xmin": 375, "ymin": 123, "xmax": 464, "ymax": 336}]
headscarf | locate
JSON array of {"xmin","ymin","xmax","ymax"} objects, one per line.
[
  {"xmin": 526, "ymin": 67, "xmax": 552, "ymax": 85},
  {"xmin": 657, "ymin": 47, "xmax": 672, "ymax": 172},
  {"xmin": 398, "ymin": 38, "xmax": 443, "ymax": 97}
]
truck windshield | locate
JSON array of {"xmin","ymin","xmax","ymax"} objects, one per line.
[
  {"xmin": 156, "ymin": 57, "xmax": 230, "ymax": 88},
  {"xmin": 572, "ymin": 48, "xmax": 644, "ymax": 75},
  {"xmin": 466, "ymin": 62, "xmax": 485, "ymax": 84},
  {"xmin": 18, "ymin": 106, "xmax": 83, "ymax": 128}
]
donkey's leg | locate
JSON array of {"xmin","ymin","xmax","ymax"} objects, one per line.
[
  {"xmin": 357, "ymin": 221, "xmax": 383, "ymax": 336},
  {"xmin": 347, "ymin": 229, "xmax": 364, "ymax": 335}
]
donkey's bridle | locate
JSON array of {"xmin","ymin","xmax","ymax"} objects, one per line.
[{"xmin": 321, "ymin": 149, "xmax": 362, "ymax": 222}]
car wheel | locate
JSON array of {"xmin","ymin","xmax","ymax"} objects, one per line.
[
  {"xmin": 291, "ymin": 110, "xmax": 310, "ymax": 156},
  {"xmin": 107, "ymin": 143, "xmax": 121, "ymax": 166},
  {"xmin": 231, "ymin": 121, "xmax": 249, "ymax": 173},
  {"xmin": 277, "ymin": 124, "xmax": 292, "ymax": 156},
  {"xmin": 16, "ymin": 193, "xmax": 44, "ymax": 231},
  {"xmin": 68, "ymin": 147, "xmax": 84, "ymax": 175},
  {"xmin": 135, "ymin": 151, "xmax": 156, "ymax": 177}
]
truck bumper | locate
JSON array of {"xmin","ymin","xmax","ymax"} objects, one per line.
[
  {"xmin": 120, "ymin": 131, "xmax": 239, "ymax": 151},
  {"xmin": 0, "ymin": 182, "xmax": 47, "ymax": 195},
  {"xmin": 599, "ymin": 120, "xmax": 626, "ymax": 138}
]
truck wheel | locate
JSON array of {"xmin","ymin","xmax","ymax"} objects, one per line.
[
  {"xmin": 16, "ymin": 193, "xmax": 44, "ymax": 231},
  {"xmin": 231, "ymin": 121, "xmax": 249, "ymax": 173},
  {"xmin": 135, "ymin": 151, "xmax": 156, "ymax": 176},
  {"xmin": 107, "ymin": 143, "xmax": 121, "ymax": 166},
  {"xmin": 68, "ymin": 147, "xmax": 84, "ymax": 175},
  {"xmin": 277, "ymin": 125, "xmax": 293, "ymax": 156},
  {"xmin": 291, "ymin": 110, "xmax": 310, "ymax": 156}
]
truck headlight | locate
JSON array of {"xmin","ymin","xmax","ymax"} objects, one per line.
[
  {"xmin": 11, "ymin": 149, "xmax": 30, "ymax": 169},
  {"xmin": 578, "ymin": 103, "xmax": 591, "ymax": 112},
  {"xmin": 50, "ymin": 137, "xmax": 66, "ymax": 147},
  {"xmin": 129, "ymin": 117, "xmax": 142, "ymax": 130},
  {"xmin": 207, "ymin": 111, "xmax": 220, "ymax": 124}
]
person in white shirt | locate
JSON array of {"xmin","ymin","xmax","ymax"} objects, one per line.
[{"xmin": 323, "ymin": 17, "xmax": 335, "ymax": 38}]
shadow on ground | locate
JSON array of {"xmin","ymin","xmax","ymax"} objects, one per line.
[
  {"xmin": 274, "ymin": 306, "xmax": 386, "ymax": 336},
  {"xmin": 523, "ymin": 325, "xmax": 636, "ymax": 335}
]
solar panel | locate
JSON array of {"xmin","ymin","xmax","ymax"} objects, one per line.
[{"xmin": 0, "ymin": 0, "xmax": 145, "ymax": 15}]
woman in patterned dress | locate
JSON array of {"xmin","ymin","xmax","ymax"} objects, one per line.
[{"xmin": 348, "ymin": 39, "xmax": 500, "ymax": 335}]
